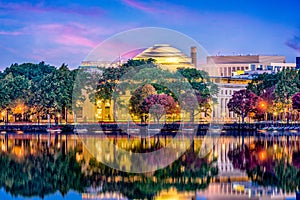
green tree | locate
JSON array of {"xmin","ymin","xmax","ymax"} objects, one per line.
[
  {"xmin": 275, "ymin": 69, "xmax": 299, "ymax": 123},
  {"xmin": 275, "ymin": 69, "xmax": 299, "ymax": 105},
  {"xmin": 177, "ymin": 68, "xmax": 218, "ymax": 97},
  {"xmin": 247, "ymin": 73, "xmax": 279, "ymax": 96},
  {"xmin": 177, "ymin": 68, "xmax": 217, "ymax": 122}
]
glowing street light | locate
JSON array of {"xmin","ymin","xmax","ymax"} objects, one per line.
[
  {"xmin": 259, "ymin": 150, "xmax": 267, "ymax": 162},
  {"xmin": 258, "ymin": 100, "xmax": 268, "ymax": 121}
]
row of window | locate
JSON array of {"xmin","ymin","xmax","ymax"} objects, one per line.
[
  {"xmin": 220, "ymin": 89, "xmax": 239, "ymax": 96},
  {"xmin": 219, "ymin": 66, "xmax": 249, "ymax": 76}
]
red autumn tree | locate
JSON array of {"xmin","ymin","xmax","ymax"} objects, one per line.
[
  {"xmin": 292, "ymin": 92, "xmax": 300, "ymax": 110},
  {"xmin": 142, "ymin": 94, "xmax": 178, "ymax": 123},
  {"xmin": 292, "ymin": 92, "xmax": 300, "ymax": 121},
  {"xmin": 227, "ymin": 89, "xmax": 259, "ymax": 123}
]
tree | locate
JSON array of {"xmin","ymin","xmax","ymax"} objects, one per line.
[
  {"xmin": 247, "ymin": 73, "xmax": 279, "ymax": 96},
  {"xmin": 96, "ymin": 59, "xmax": 155, "ymax": 101},
  {"xmin": 177, "ymin": 68, "xmax": 217, "ymax": 122},
  {"xmin": 275, "ymin": 69, "xmax": 299, "ymax": 105},
  {"xmin": 275, "ymin": 69, "xmax": 299, "ymax": 123},
  {"xmin": 55, "ymin": 64, "xmax": 74, "ymax": 122},
  {"xmin": 177, "ymin": 68, "xmax": 218, "ymax": 97},
  {"xmin": 181, "ymin": 91, "xmax": 211, "ymax": 122},
  {"xmin": 292, "ymin": 92, "xmax": 300, "ymax": 110},
  {"xmin": 227, "ymin": 89, "xmax": 259, "ymax": 123},
  {"xmin": 129, "ymin": 84, "xmax": 157, "ymax": 122},
  {"xmin": 292, "ymin": 92, "xmax": 300, "ymax": 121},
  {"xmin": 141, "ymin": 94, "xmax": 178, "ymax": 122},
  {"xmin": 0, "ymin": 73, "xmax": 31, "ymax": 122},
  {"xmin": 259, "ymin": 86, "xmax": 275, "ymax": 120}
]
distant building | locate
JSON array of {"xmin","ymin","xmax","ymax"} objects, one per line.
[
  {"xmin": 81, "ymin": 60, "xmax": 123, "ymax": 68},
  {"xmin": 296, "ymin": 57, "xmax": 300, "ymax": 70},
  {"xmin": 201, "ymin": 55, "xmax": 295, "ymax": 77},
  {"xmin": 82, "ymin": 44, "xmax": 196, "ymax": 71}
]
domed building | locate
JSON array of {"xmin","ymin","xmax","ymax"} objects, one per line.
[
  {"xmin": 133, "ymin": 44, "xmax": 196, "ymax": 71},
  {"xmin": 81, "ymin": 44, "xmax": 197, "ymax": 71}
]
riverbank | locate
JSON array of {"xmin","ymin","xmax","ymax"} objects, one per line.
[{"xmin": 0, "ymin": 122, "xmax": 296, "ymax": 134}]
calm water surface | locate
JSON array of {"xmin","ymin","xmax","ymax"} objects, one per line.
[{"xmin": 0, "ymin": 131, "xmax": 298, "ymax": 200}]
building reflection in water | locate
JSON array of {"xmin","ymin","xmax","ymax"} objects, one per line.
[{"xmin": 0, "ymin": 132, "xmax": 299, "ymax": 199}]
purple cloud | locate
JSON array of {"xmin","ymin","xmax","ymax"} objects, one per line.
[
  {"xmin": 286, "ymin": 35, "xmax": 300, "ymax": 52},
  {"xmin": 0, "ymin": 31, "xmax": 22, "ymax": 36},
  {"xmin": 31, "ymin": 23, "xmax": 122, "ymax": 48},
  {"xmin": 120, "ymin": 0, "xmax": 205, "ymax": 25},
  {"xmin": 121, "ymin": 0, "xmax": 166, "ymax": 13}
]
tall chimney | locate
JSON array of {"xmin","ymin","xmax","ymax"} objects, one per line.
[{"xmin": 191, "ymin": 46, "xmax": 197, "ymax": 68}]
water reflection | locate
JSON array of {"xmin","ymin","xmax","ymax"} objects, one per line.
[
  {"xmin": 228, "ymin": 135, "xmax": 300, "ymax": 194},
  {"xmin": 0, "ymin": 133, "xmax": 218, "ymax": 199},
  {"xmin": 0, "ymin": 132, "xmax": 299, "ymax": 199}
]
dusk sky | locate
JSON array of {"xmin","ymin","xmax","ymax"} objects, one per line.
[{"xmin": 1, "ymin": 0, "xmax": 300, "ymax": 69}]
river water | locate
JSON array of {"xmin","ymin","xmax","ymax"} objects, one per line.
[{"xmin": 0, "ymin": 131, "xmax": 298, "ymax": 200}]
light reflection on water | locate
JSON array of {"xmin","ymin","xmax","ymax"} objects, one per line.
[{"xmin": 0, "ymin": 132, "xmax": 298, "ymax": 200}]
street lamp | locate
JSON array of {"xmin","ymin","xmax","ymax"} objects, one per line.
[
  {"xmin": 259, "ymin": 150, "xmax": 267, "ymax": 162},
  {"xmin": 57, "ymin": 113, "xmax": 61, "ymax": 124},
  {"xmin": 259, "ymin": 100, "xmax": 267, "ymax": 122},
  {"xmin": 273, "ymin": 111, "xmax": 278, "ymax": 125},
  {"xmin": 1, "ymin": 111, "xmax": 5, "ymax": 123}
]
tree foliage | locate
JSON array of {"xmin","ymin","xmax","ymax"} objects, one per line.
[
  {"xmin": 247, "ymin": 73, "xmax": 279, "ymax": 96},
  {"xmin": 0, "ymin": 150, "xmax": 87, "ymax": 198},
  {"xmin": 129, "ymin": 84, "xmax": 157, "ymax": 122},
  {"xmin": 292, "ymin": 92, "xmax": 300, "ymax": 110},
  {"xmin": 275, "ymin": 68, "xmax": 299, "ymax": 105},
  {"xmin": 142, "ymin": 94, "xmax": 178, "ymax": 122},
  {"xmin": 0, "ymin": 62, "xmax": 77, "ymax": 122},
  {"xmin": 227, "ymin": 89, "xmax": 259, "ymax": 122}
]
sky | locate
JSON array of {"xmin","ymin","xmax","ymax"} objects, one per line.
[{"xmin": 0, "ymin": 0, "xmax": 300, "ymax": 69}]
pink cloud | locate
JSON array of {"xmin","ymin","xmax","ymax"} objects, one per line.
[
  {"xmin": 29, "ymin": 23, "xmax": 99, "ymax": 48},
  {"xmin": 36, "ymin": 23, "xmax": 117, "ymax": 38},
  {"xmin": 121, "ymin": 0, "xmax": 167, "ymax": 13},
  {"xmin": 120, "ymin": 0, "xmax": 203, "ymax": 25},
  {"xmin": 0, "ymin": 31, "xmax": 22, "ymax": 36},
  {"xmin": 56, "ymin": 34, "xmax": 97, "ymax": 48}
]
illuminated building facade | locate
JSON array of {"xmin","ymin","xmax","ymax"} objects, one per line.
[{"xmin": 201, "ymin": 55, "xmax": 295, "ymax": 77}]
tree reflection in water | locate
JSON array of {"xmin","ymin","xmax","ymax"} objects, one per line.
[
  {"xmin": 86, "ymin": 147, "xmax": 218, "ymax": 199},
  {"xmin": 0, "ymin": 139, "xmax": 218, "ymax": 199},
  {"xmin": 228, "ymin": 139, "xmax": 300, "ymax": 193},
  {"xmin": 0, "ymin": 147, "xmax": 87, "ymax": 198}
]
